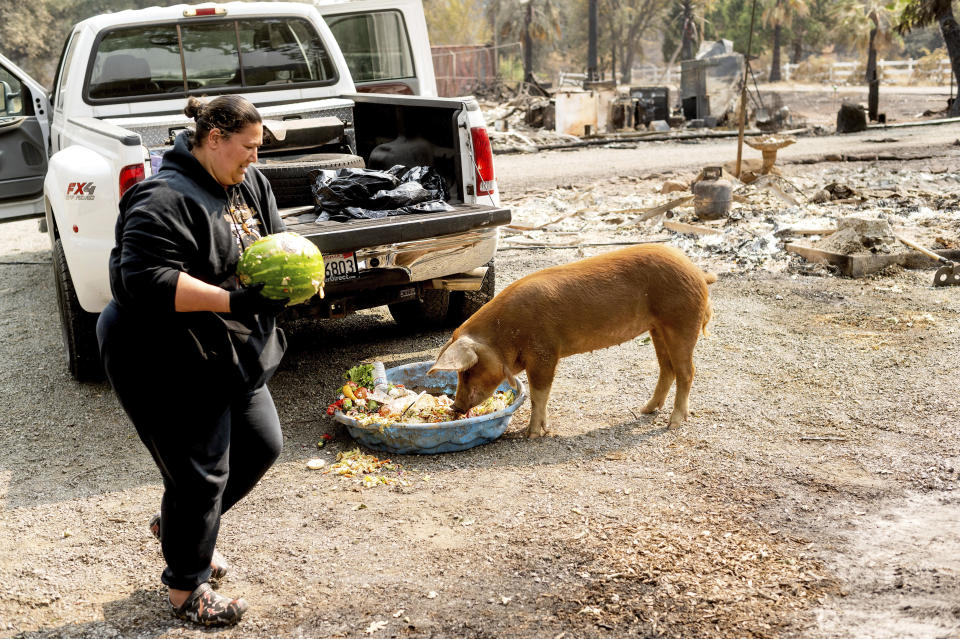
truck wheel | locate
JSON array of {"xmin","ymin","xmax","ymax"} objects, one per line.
[
  {"xmin": 448, "ymin": 260, "xmax": 495, "ymax": 326},
  {"xmin": 256, "ymin": 155, "xmax": 365, "ymax": 207},
  {"xmin": 53, "ymin": 238, "xmax": 104, "ymax": 382},
  {"xmin": 388, "ymin": 289, "xmax": 451, "ymax": 328}
]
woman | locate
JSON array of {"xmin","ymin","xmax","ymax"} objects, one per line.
[{"xmin": 97, "ymin": 95, "xmax": 288, "ymax": 626}]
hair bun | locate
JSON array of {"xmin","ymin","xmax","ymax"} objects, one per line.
[{"xmin": 184, "ymin": 97, "xmax": 207, "ymax": 121}]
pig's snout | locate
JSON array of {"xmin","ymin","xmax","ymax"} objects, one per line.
[
  {"xmin": 453, "ymin": 384, "xmax": 485, "ymax": 414},
  {"xmin": 452, "ymin": 391, "xmax": 474, "ymax": 413}
]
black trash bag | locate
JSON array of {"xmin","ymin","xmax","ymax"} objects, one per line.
[
  {"xmin": 366, "ymin": 181, "xmax": 435, "ymax": 209},
  {"xmin": 355, "ymin": 165, "xmax": 447, "ymax": 209},
  {"xmin": 311, "ymin": 164, "xmax": 451, "ymax": 221},
  {"xmin": 408, "ymin": 200, "xmax": 452, "ymax": 213},
  {"xmin": 309, "ymin": 167, "xmax": 400, "ymax": 211},
  {"xmin": 397, "ymin": 165, "xmax": 447, "ymax": 202},
  {"xmin": 317, "ymin": 199, "xmax": 454, "ymax": 222},
  {"xmin": 341, "ymin": 199, "xmax": 454, "ymax": 219}
]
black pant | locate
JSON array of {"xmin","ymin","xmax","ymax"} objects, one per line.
[{"xmin": 97, "ymin": 301, "xmax": 283, "ymax": 591}]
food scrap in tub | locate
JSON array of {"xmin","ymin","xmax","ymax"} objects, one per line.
[{"xmin": 327, "ymin": 364, "xmax": 517, "ymax": 427}]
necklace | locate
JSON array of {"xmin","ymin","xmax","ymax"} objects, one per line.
[{"xmin": 226, "ymin": 188, "xmax": 261, "ymax": 251}]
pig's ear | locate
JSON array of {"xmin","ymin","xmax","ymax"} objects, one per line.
[
  {"xmin": 502, "ymin": 365, "xmax": 519, "ymax": 390},
  {"xmin": 428, "ymin": 337, "xmax": 478, "ymax": 373},
  {"xmin": 430, "ymin": 337, "xmax": 454, "ymax": 365}
]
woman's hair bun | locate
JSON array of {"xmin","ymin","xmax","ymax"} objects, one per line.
[{"xmin": 184, "ymin": 96, "xmax": 207, "ymax": 121}]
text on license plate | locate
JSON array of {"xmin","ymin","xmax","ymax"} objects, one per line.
[{"xmin": 323, "ymin": 252, "xmax": 359, "ymax": 281}]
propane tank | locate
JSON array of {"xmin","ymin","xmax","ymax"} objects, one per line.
[{"xmin": 692, "ymin": 166, "xmax": 732, "ymax": 221}]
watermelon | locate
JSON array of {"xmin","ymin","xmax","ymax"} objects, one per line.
[{"xmin": 236, "ymin": 232, "xmax": 325, "ymax": 306}]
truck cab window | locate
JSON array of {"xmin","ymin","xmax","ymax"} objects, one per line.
[
  {"xmin": 180, "ymin": 22, "xmax": 241, "ymax": 89},
  {"xmin": 237, "ymin": 19, "xmax": 336, "ymax": 86},
  {"xmin": 89, "ymin": 26, "xmax": 179, "ymax": 98},
  {"xmin": 87, "ymin": 18, "xmax": 336, "ymax": 101},
  {"xmin": 326, "ymin": 11, "xmax": 413, "ymax": 82}
]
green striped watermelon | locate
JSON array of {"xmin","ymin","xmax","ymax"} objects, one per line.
[{"xmin": 236, "ymin": 232, "xmax": 325, "ymax": 305}]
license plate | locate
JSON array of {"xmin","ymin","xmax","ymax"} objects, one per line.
[{"xmin": 323, "ymin": 252, "xmax": 359, "ymax": 281}]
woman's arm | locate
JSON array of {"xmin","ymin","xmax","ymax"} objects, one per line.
[{"xmin": 174, "ymin": 271, "xmax": 231, "ymax": 313}]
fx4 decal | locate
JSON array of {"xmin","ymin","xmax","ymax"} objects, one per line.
[{"xmin": 66, "ymin": 182, "xmax": 97, "ymax": 201}]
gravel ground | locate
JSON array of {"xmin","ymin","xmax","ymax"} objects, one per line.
[{"xmin": 2, "ymin": 110, "xmax": 960, "ymax": 639}]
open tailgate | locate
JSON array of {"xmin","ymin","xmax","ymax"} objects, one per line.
[{"xmin": 282, "ymin": 203, "xmax": 511, "ymax": 253}]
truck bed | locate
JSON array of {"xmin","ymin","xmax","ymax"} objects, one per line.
[{"xmin": 282, "ymin": 203, "xmax": 511, "ymax": 253}]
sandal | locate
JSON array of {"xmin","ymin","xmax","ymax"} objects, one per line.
[
  {"xmin": 170, "ymin": 582, "xmax": 247, "ymax": 626},
  {"xmin": 149, "ymin": 513, "xmax": 229, "ymax": 582}
]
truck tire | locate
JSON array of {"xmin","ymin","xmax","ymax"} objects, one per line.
[
  {"xmin": 53, "ymin": 238, "xmax": 104, "ymax": 382},
  {"xmin": 448, "ymin": 259, "xmax": 495, "ymax": 325},
  {"xmin": 256, "ymin": 155, "xmax": 365, "ymax": 207},
  {"xmin": 388, "ymin": 289, "xmax": 451, "ymax": 329}
]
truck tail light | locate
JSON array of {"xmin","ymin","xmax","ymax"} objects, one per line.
[
  {"xmin": 183, "ymin": 7, "xmax": 227, "ymax": 16},
  {"xmin": 470, "ymin": 126, "xmax": 496, "ymax": 197},
  {"xmin": 119, "ymin": 163, "xmax": 145, "ymax": 198}
]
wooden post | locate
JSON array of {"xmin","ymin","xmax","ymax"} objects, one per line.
[{"xmin": 735, "ymin": 0, "xmax": 759, "ymax": 178}]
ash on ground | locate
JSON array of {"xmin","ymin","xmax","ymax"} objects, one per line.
[{"xmin": 499, "ymin": 160, "xmax": 960, "ymax": 278}]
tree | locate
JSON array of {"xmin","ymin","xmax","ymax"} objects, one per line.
[
  {"xmin": 866, "ymin": 6, "xmax": 881, "ymax": 118},
  {"xmin": 495, "ymin": 0, "xmax": 562, "ymax": 83},
  {"xmin": 786, "ymin": 0, "xmax": 831, "ymax": 63},
  {"xmin": 424, "ymin": 0, "xmax": 491, "ymax": 44},
  {"xmin": 681, "ymin": 0, "xmax": 699, "ymax": 60},
  {"xmin": 600, "ymin": 0, "xmax": 672, "ymax": 82},
  {"xmin": 700, "ymin": 0, "xmax": 772, "ymax": 60},
  {"xmin": 662, "ymin": 0, "xmax": 707, "ymax": 65},
  {"xmin": 2, "ymin": 0, "xmax": 167, "ymax": 85},
  {"xmin": 833, "ymin": 0, "xmax": 901, "ymax": 120},
  {"xmin": 896, "ymin": 0, "xmax": 960, "ymax": 115},
  {"xmin": 762, "ymin": 0, "xmax": 810, "ymax": 81},
  {"xmin": 0, "ymin": 2, "xmax": 57, "ymax": 83}
]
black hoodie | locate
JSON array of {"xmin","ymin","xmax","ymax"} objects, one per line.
[{"xmin": 107, "ymin": 131, "xmax": 286, "ymax": 389}]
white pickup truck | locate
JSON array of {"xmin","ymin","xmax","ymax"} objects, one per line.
[{"xmin": 0, "ymin": 1, "xmax": 509, "ymax": 381}]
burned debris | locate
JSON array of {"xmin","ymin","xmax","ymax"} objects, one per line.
[
  {"xmin": 481, "ymin": 40, "xmax": 792, "ymax": 154},
  {"xmin": 500, "ymin": 158, "xmax": 960, "ymax": 283}
]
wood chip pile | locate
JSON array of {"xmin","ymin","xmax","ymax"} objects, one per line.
[{"xmin": 555, "ymin": 511, "xmax": 838, "ymax": 638}]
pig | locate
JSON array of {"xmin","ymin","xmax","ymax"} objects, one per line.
[{"xmin": 427, "ymin": 244, "xmax": 717, "ymax": 436}]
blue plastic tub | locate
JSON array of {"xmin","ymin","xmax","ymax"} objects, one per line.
[{"xmin": 333, "ymin": 360, "xmax": 526, "ymax": 455}]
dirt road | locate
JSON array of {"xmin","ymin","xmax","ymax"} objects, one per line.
[
  {"xmin": 495, "ymin": 119, "xmax": 960, "ymax": 193},
  {"xmin": 1, "ymin": 124, "xmax": 959, "ymax": 639}
]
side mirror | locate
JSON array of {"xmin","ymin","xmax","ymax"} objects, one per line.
[{"xmin": 0, "ymin": 79, "xmax": 21, "ymax": 116}]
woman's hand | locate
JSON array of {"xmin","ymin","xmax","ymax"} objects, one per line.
[{"xmin": 228, "ymin": 283, "xmax": 289, "ymax": 316}]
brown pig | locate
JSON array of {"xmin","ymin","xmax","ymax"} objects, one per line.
[{"xmin": 428, "ymin": 244, "xmax": 717, "ymax": 436}]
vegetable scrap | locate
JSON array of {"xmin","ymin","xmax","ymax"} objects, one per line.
[
  {"xmin": 323, "ymin": 447, "xmax": 421, "ymax": 488},
  {"xmin": 326, "ymin": 379, "xmax": 392, "ymax": 416},
  {"xmin": 342, "ymin": 363, "xmax": 375, "ymax": 389}
]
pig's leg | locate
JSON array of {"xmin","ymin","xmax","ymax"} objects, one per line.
[
  {"xmin": 663, "ymin": 327, "xmax": 699, "ymax": 428},
  {"xmin": 525, "ymin": 361, "xmax": 557, "ymax": 438},
  {"xmin": 641, "ymin": 327, "xmax": 676, "ymax": 415}
]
